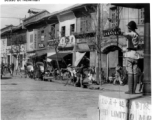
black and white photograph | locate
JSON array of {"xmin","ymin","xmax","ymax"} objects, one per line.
[{"xmin": 0, "ymin": 2, "xmax": 151, "ymax": 120}]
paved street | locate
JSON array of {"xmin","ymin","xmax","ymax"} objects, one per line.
[
  {"xmin": 1, "ymin": 75, "xmax": 141, "ymax": 120},
  {"xmin": 1, "ymin": 75, "xmax": 102, "ymax": 120}
]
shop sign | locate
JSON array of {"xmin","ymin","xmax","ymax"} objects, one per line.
[
  {"xmin": 59, "ymin": 35, "xmax": 75, "ymax": 46},
  {"xmin": 103, "ymin": 28, "xmax": 122, "ymax": 37},
  {"xmin": 41, "ymin": 36, "xmax": 44, "ymax": 41},
  {"xmin": 39, "ymin": 43, "xmax": 45, "ymax": 48}
]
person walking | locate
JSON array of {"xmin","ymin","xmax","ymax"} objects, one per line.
[
  {"xmin": 11, "ymin": 63, "xmax": 15, "ymax": 76},
  {"xmin": 8, "ymin": 63, "xmax": 12, "ymax": 76},
  {"xmin": 122, "ymin": 21, "xmax": 140, "ymax": 94},
  {"xmin": 75, "ymin": 64, "xmax": 85, "ymax": 87}
]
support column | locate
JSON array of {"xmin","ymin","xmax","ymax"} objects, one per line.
[
  {"xmin": 107, "ymin": 53, "xmax": 109, "ymax": 79},
  {"xmin": 73, "ymin": 46, "xmax": 76, "ymax": 67},
  {"xmin": 96, "ymin": 4, "xmax": 102, "ymax": 84},
  {"xmin": 143, "ymin": 4, "xmax": 151, "ymax": 95}
]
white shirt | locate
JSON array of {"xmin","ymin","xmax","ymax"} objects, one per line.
[
  {"xmin": 123, "ymin": 31, "xmax": 139, "ymax": 49},
  {"xmin": 40, "ymin": 66, "xmax": 44, "ymax": 72}
]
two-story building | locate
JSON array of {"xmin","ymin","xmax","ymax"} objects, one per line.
[
  {"xmin": 23, "ymin": 9, "xmax": 50, "ymax": 62},
  {"xmin": 10, "ymin": 25, "xmax": 27, "ymax": 69},
  {"xmin": 1, "ymin": 25, "xmax": 14, "ymax": 64},
  {"xmin": 47, "ymin": 4, "xmax": 97, "ymax": 67},
  {"xmin": 0, "ymin": 24, "xmax": 27, "ymax": 69},
  {"xmin": 73, "ymin": 4, "xmax": 97, "ymax": 67},
  {"xmin": 100, "ymin": 4, "xmax": 144, "ymax": 78},
  {"xmin": 0, "ymin": 38, "xmax": 7, "ymax": 64}
]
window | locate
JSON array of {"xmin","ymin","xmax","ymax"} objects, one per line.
[
  {"xmin": 138, "ymin": 8, "xmax": 144, "ymax": 24},
  {"xmin": 30, "ymin": 34, "xmax": 33, "ymax": 43},
  {"xmin": 80, "ymin": 16, "xmax": 92, "ymax": 33},
  {"xmin": 41, "ymin": 30, "xmax": 44, "ymax": 41},
  {"xmin": 61, "ymin": 26, "xmax": 66, "ymax": 37},
  {"xmin": 70, "ymin": 24, "xmax": 75, "ymax": 35},
  {"xmin": 50, "ymin": 25, "xmax": 55, "ymax": 39}
]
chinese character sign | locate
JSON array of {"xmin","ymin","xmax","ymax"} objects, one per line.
[
  {"xmin": 99, "ymin": 95, "xmax": 128, "ymax": 120},
  {"xmin": 129, "ymin": 100, "xmax": 152, "ymax": 120}
]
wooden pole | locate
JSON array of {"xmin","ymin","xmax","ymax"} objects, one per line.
[{"xmin": 96, "ymin": 4, "xmax": 101, "ymax": 84}]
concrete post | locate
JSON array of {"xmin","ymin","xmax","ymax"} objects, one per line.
[{"xmin": 143, "ymin": 4, "xmax": 151, "ymax": 95}]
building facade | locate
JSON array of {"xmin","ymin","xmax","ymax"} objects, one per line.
[
  {"xmin": 100, "ymin": 4, "xmax": 144, "ymax": 78},
  {"xmin": 23, "ymin": 10, "xmax": 50, "ymax": 62},
  {"xmin": 0, "ymin": 4, "xmax": 144, "ymax": 74}
]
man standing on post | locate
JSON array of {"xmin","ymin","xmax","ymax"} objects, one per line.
[{"xmin": 122, "ymin": 21, "xmax": 140, "ymax": 94}]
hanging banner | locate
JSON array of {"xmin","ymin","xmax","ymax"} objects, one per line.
[{"xmin": 74, "ymin": 52, "xmax": 86, "ymax": 66}]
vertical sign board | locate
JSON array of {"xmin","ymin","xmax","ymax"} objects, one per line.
[
  {"xmin": 99, "ymin": 95, "xmax": 128, "ymax": 120},
  {"xmin": 27, "ymin": 31, "xmax": 35, "ymax": 52},
  {"xmin": 129, "ymin": 100, "xmax": 152, "ymax": 120}
]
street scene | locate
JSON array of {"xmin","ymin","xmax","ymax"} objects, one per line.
[
  {"xmin": 1, "ymin": 3, "xmax": 151, "ymax": 120},
  {"xmin": 1, "ymin": 74, "xmax": 132, "ymax": 120}
]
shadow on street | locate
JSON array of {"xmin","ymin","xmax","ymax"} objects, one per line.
[{"xmin": 1, "ymin": 77, "xmax": 12, "ymax": 80}]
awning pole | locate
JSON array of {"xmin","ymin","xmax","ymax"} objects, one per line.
[{"xmin": 55, "ymin": 47, "xmax": 60, "ymax": 70}]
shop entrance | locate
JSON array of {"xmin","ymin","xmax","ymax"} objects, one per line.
[
  {"xmin": 78, "ymin": 52, "xmax": 90, "ymax": 67},
  {"xmin": 102, "ymin": 45, "xmax": 123, "ymax": 78}
]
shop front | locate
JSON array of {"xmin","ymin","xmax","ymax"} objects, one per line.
[
  {"xmin": 55, "ymin": 35, "xmax": 75, "ymax": 67},
  {"xmin": 75, "ymin": 32, "xmax": 96, "ymax": 67},
  {"xmin": 101, "ymin": 35, "xmax": 144, "ymax": 79}
]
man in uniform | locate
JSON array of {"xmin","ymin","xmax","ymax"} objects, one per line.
[{"xmin": 122, "ymin": 21, "xmax": 140, "ymax": 94}]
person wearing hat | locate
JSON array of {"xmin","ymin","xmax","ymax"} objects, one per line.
[
  {"xmin": 74, "ymin": 64, "xmax": 85, "ymax": 87},
  {"xmin": 122, "ymin": 21, "xmax": 140, "ymax": 94}
]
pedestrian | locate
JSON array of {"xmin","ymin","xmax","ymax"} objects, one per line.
[
  {"xmin": 8, "ymin": 63, "xmax": 12, "ymax": 76},
  {"xmin": 11, "ymin": 63, "xmax": 15, "ymax": 76},
  {"xmin": 24, "ymin": 64, "xmax": 27, "ymax": 78},
  {"xmin": 1, "ymin": 62, "xmax": 4, "ymax": 78},
  {"xmin": 88, "ymin": 66, "xmax": 96, "ymax": 84},
  {"xmin": 64, "ymin": 64, "xmax": 76, "ymax": 86},
  {"xmin": 113, "ymin": 64, "xmax": 124, "ymax": 85},
  {"xmin": 122, "ymin": 21, "xmax": 140, "ymax": 94},
  {"xmin": 75, "ymin": 64, "xmax": 85, "ymax": 87}
]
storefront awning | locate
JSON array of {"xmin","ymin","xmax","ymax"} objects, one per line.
[
  {"xmin": 74, "ymin": 52, "xmax": 86, "ymax": 66},
  {"xmin": 48, "ymin": 52, "xmax": 72, "ymax": 60},
  {"xmin": 36, "ymin": 49, "xmax": 47, "ymax": 57},
  {"xmin": 76, "ymin": 44, "xmax": 90, "ymax": 51},
  {"xmin": 47, "ymin": 52, "xmax": 56, "ymax": 62}
]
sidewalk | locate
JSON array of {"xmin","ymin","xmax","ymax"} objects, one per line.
[
  {"xmin": 42, "ymin": 77, "xmax": 142, "ymax": 93},
  {"xmin": 1, "ymin": 74, "xmax": 142, "ymax": 94}
]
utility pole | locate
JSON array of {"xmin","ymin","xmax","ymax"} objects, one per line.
[{"xmin": 96, "ymin": 4, "xmax": 103, "ymax": 85}]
